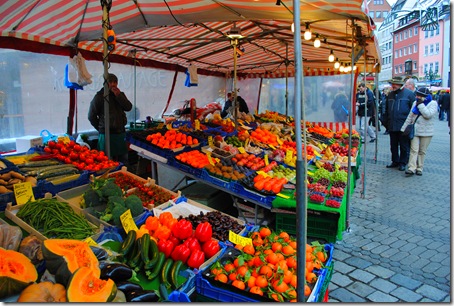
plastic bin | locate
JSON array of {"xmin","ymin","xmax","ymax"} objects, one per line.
[
  {"xmin": 230, "ymin": 182, "xmax": 275, "ymax": 209},
  {"xmin": 317, "ymin": 264, "xmax": 334, "ymax": 302},
  {"xmin": 275, "ymin": 209, "xmax": 340, "ymax": 243}
]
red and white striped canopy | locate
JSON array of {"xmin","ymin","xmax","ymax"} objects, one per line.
[{"xmin": 0, "ymin": 0, "xmax": 381, "ymax": 77}]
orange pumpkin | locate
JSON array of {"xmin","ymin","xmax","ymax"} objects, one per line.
[{"xmin": 17, "ymin": 282, "xmax": 67, "ymax": 303}]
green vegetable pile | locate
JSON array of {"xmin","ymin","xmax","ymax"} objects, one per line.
[
  {"xmin": 331, "ymin": 169, "xmax": 348, "ymax": 183},
  {"xmin": 81, "ymin": 177, "xmax": 144, "ymax": 227},
  {"xmin": 16, "ymin": 198, "xmax": 96, "ymax": 239},
  {"xmin": 312, "ymin": 168, "xmax": 331, "ymax": 181}
]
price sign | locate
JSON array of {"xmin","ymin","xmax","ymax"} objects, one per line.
[
  {"xmin": 194, "ymin": 120, "xmax": 201, "ymax": 130},
  {"xmin": 276, "ymin": 137, "xmax": 283, "ymax": 145},
  {"xmin": 269, "ymin": 144, "xmax": 276, "ymax": 150},
  {"xmin": 84, "ymin": 237, "xmax": 98, "ymax": 247},
  {"xmin": 120, "ymin": 209, "xmax": 139, "ymax": 234},
  {"xmin": 277, "ymin": 193, "xmax": 291, "ymax": 199},
  {"xmin": 229, "ymin": 231, "xmax": 253, "ymax": 246},
  {"xmin": 264, "ymin": 154, "xmax": 269, "ymax": 166},
  {"xmin": 206, "ymin": 152, "xmax": 215, "ymax": 166},
  {"xmin": 238, "ymin": 147, "xmax": 246, "ymax": 154},
  {"xmin": 14, "ymin": 182, "xmax": 35, "ymax": 205},
  {"xmin": 208, "ymin": 136, "xmax": 214, "ymax": 148},
  {"xmin": 156, "ymin": 123, "xmax": 164, "ymax": 129}
]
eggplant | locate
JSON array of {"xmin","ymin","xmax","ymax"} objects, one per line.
[
  {"xmin": 90, "ymin": 246, "xmax": 109, "ymax": 261},
  {"xmin": 116, "ymin": 281, "xmax": 143, "ymax": 295},
  {"xmin": 99, "ymin": 261, "xmax": 133, "ymax": 282},
  {"xmin": 125, "ymin": 290, "xmax": 160, "ymax": 302}
]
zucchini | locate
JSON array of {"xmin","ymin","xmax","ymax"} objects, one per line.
[
  {"xmin": 139, "ymin": 233, "xmax": 151, "ymax": 267},
  {"xmin": 46, "ymin": 173, "xmax": 81, "ymax": 185},
  {"xmin": 145, "ymin": 252, "xmax": 166, "ymax": 281},
  {"xmin": 160, "ymin": 257, "xmax": 174, "ymax": 289},
  {"xmin": 120, "ymin": 230, "xmax": 136, "ymax": 257},
  {"xmin": 37, "ymin": 167, "xmax": 79, "ymax": 180},
  {"xmin": 128, "ymin": 237, "xmax": 143, "ymax": 271},
  {"xmin": 170, "ymin": 260, "xmax": 183, "ymax": 289},
  {"xmin": 144, "ymin": 239, "xmax": 159, "ymax": 270}
]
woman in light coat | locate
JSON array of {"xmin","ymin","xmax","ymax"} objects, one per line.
[{"xmin": 401, "ymin": 87, "xmax": 438, "ymax": 176}]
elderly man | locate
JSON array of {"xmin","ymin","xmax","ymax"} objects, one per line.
[
  {"xmin": 381, "ymin": 77, "xmax": 416, "ymax": 171},
  {"xmin": 404, "ymin": 78, "xmax": 416, "ymax": 92}
]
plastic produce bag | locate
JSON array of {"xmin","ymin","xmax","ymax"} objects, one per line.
[{"xmin": 0, "ymin": 223, "xmax": 23, "ymax": 251}]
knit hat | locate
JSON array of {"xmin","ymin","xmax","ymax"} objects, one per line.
[
  {"xmin": 415, "ymin": 87, "xmax": 431, "ymax": 97},
  {"xmin": 107, "ymin": 73, "xmax": 118, "ymax": 83}
]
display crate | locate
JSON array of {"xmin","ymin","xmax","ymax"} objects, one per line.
[
  {"xmin": 275, "ymin": 209, "xmax": 340, "ymax": 243},
  {"xmin": 317, "ymin": 264, "xmax": 334, "ymax": 302},
  {"xmin": 201, "ymin": 169, "xmax": 234, "ymax": 189},
  {"xmin": 38, "ymin": 170, "xmax": 90, "ymax": 196},
  {"xmin": 230, "ymin": 181, "xmax": 275, "ymax": 209},
  {"xmin": 167, "ymin": 158, "xmax": 204, "ymax": 178}
]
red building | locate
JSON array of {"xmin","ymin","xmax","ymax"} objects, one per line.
[{"xmin": 392, "ymin": 11, "xmax": 420, "ymax": 78}]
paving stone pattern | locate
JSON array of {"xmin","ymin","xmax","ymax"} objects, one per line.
[{"xmin": 328, "ymin": 119, "xmax": 451, "ymax": 302}]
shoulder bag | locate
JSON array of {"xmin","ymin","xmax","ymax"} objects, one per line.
[{"xmin": 402, "ymin": 114, "xmax": 420, "ymax": 139}]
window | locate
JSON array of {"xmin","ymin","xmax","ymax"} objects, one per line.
[
  {"xmin": 424, "ymin": 64, "xmax": 428, "ymax": 73},
  {"xmin": 404, "ymin": 31, "xmax": 407, "ymax": 39},
  {"xmin": 400, "ymin": 33, "xmax": 403, "ymax": 40},
  {"xmin": 414, "ymin": 27, "xmax": 418, "ymax": 35},
  {"xmin": 399, "ymin": 65, "xmax": 402, "ymax": 73},
  {"xmin": 436, "ymin": 43, "xmax": 440, "ymax": 54},
  {"xmin": 424, "ymin": 46, "xmax": 428, "ymax": 55},
  {"xmin": 370, "ymin": 11, "xmax": 375, "ymax": 18},
  {"xmin": 409, "ymin": 29, "xmax": 412, "ymax": 37},
  {"xmin": 395, "ymin": 67, "xmax": 398, "ymax": 74},
  {"xmin": 395, "ymin": 35, "xmax": 399, "ymax": 43},
  {"xmin": 425, "ymin": 31, "xmax": 429, "ymax": 38},
  {"xmin": 436, "ymin": 27, "xmax": 439, "ymax": 35},
  {"xmin": 414, "ymin": 44, "xmax": 417, "ymax": 52},
  {"xmin": 430, "ymin": 44, "xmax": 434, "ymax": 55},
  {"xmin": 413, "ymin": 61, "xmax": 417, "ymax": 70},
  {"xmin": 435, "ymin": 62, "xmax": 439, "ymax": 73},
  {"xmin": 383, "ymin": 11, "xmax": 388, "ymax": 18},
  {"xmin": 408, "ymin": 46, "xmax": 412, "ymax": 54},
  {"xmin": 430, "ymin": 30, "xmax": 434, "ymax": 37},
  {"xmin": 388, "ymin": 42, "xmax": 392, "ymax": 50},
  {"xmin": 399, "ymin": 49, "xmax": 402, "ymax": 57},
  {"xmin": 404, "ymin": 48, "xmax": 407, "ymax": 55},
  {"xmin": 430, "ymin": 63, "xmax": 433, "ymax": 72},
  {"xmin": 395, "ymin": 51, "xmax": 398, "ymax": 58}
]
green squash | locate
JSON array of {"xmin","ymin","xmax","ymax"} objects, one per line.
[
  {"xmin": 0, "ymin": 247, "xmax": 38, "ymax": 299},
  {"xmin": 41, "ymin": 239, "xmax": 99, "ymax": 286},
  {"xmin": 67, "ymin": 267, "xmax": 117, "ymax": 302}
]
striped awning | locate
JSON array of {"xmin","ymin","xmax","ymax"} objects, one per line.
[{"xmin": 0, "ymin": 0, "xmax": 381, "ymax": 77}]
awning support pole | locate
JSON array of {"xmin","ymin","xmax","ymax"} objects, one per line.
[{"xmin": 101, "ymin": 0, "xmax": 111, "ymax": 158}]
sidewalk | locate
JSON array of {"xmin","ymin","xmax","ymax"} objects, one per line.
[{"xmin": 328, "ymin": 119, "xmax": 451, "ymax": 302}]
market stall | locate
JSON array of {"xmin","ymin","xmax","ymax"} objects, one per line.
[{"xmin": 0, "ymin": 0, "xmax": 381, "ymax": 303}]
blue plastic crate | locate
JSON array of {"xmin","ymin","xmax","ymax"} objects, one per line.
[
  {"xmin": 230, "ymin": 182, "xmax": 275, "ymax": 208},
  {"xmin": 201, "ymin": 169, "xmax": 233, "ymax": 189},
  {"xmin": 195, "ymin": 274, "xmax": 259, "ymax": 303},
  {"xmin": 169, "ymin": 158, "xmax": 204, "ymax": 178},
  {"xmin": 39, "ymin": 170, "xmax": 90, "ymax": 195},
  {"xmin": 168, "ymin": 291, "xmax": 191, "ymax": 302}
]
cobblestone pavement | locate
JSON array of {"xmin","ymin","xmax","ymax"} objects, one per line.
[{"xmin": 328, "ymin": 119, "xmax": 451, "ymax": 302}]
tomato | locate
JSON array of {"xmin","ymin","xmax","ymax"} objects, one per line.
[
  {"xmin": 76, "ymin": 162, "xmax": 86, "ymax": 170},
  {"xmin": 60, "ymin": 147, "xmax": 69, "ymax": 155},
  {"xmin": 47, "ymin": 141, "xmax": 56, "ymax": 148},
  {"xmin": 70, "ymin": 152, "xmax": 79, "ymax": 160},
  {"xmin": 56, "ymin": 154, "xmax": 65, "ymax": 161},
  {"xmin": 79, "ymin": 154, "xmax": 86, "ymax": 162},
  {"xmin": 64, "ymin": 157, "xmax": 72, "ymax": 164},
  {"xmin": 73, "ymin": 144, "xmax": 82, "ymax": 152},
  {"xmin": 43, "ymin": 147, "xmax": 52, "ymax": 153},
  {"xmin": 85, "ymin": 158, "xmax": 94, "ymax": 165}
]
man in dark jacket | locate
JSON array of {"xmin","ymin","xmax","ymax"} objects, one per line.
[
  {"xmin": 382, "ymin": 77, "xmax": 416, "ymax": 171},
  {"xmin": 88, "ymin": 73, "xmax": 132, "ymax": 165},
  {"xmin": 440, "ymin": 90, "xmax": 450, "ymax": 121},
  {"xmin": 356, "ymin": 83, "xmax": 376, "ymax": 142},
  {"xmin": 221, "ymin": 92, "xmax": 249, "ymax": 118}
]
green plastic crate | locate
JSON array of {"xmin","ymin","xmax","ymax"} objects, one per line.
[{"xmin": 275, "ymin": 209, "xmax": 340, "ymax": 243}]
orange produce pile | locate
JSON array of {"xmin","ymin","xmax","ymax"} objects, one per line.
[
  {"xmin": 208, "ymin": 228, "xmax": 329, "ymax": 302},
  {"xmin": 175, "ymin": 150, "xmax": 214, "ymax": 168},
  {"xmin": 253, "ymin": 174, "xmax": 287, "ymax": 194},
  {"xmin": 250, "ymin": 128, "xmax": 279, "ymax": 147},
  {"xmin": 146, "ymin": 130, "xmax": 198, "ymax": 149},
  {"xmin": 308, "ymin": 124, "xmax": 334, "ymax": 139}
]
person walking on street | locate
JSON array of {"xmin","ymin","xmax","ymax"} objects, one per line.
[
  {"xmin": 400, "ymin": 87, "xmax": 438, "ymax": 176},
  {"xmin": 440, "ymin": 89, "xmax": 450, "ymax": 122},
  {"xmin": 356, "ymin": 83, "xmax": 376, "ymax": 143},
  {"xmin": 88, "ymin": 73, "xmax": 132, "ymax": 166},
  {"xmin": 381, "ymin": 77, "xmax": 416, "ymax": 171}
]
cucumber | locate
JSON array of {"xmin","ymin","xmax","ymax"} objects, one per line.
[
  {"xmin": 120, "ymin": 230, "xmax": 136, "ymax": 257},
  {"xmin": 46, "ymin": 173, "xmax": 81, "ymax": 185},
  {"xmin": 170, "ymin": 260, "xmax": 183, "ymax": 289},
  {"xmin": 144, "ymin": 239, "xmax": 159, "ymax": 270},
  {"xmin": 145, "ymin": 252, "xmax": 166, "ymax": 281},
  {"xmin": 37, "ymin": 167, "xmax": 79, "ymax": 180},
  {"xmin": 160, "ymin": 258, "xmax": 174, "ymax": 289},
  {"xmin": 17, "ymin": 160, "xmax": 61, "ymax": 168}
]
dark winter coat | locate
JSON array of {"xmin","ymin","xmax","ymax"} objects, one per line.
[
  {"xmin": 440, "ymin": 92, "xmax": 451, "ymax": 111},
  {"xmin": 88, "ymin": 88, "xmax": 132, "ymax": 134},
  {"xmin": 356, "ymin": 88, "xmax": 375, "ymax": 117},
  {"xmin": 382, "ymin": 87, "xmax": 416, "ymax": 132}
]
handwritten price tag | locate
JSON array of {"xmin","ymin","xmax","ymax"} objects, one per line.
[
  {"xmin": 229, "ymin": 231, "xmax": 253, "ymax": 246},
  {"xmin": 238, "ymin": 147, "xmax": 246, "ymax": 154},
  {"xmin": 120, "ymin": 209, "xmax": 139, "ymax": 233},
  {"xmin": 84, "ymin": 237, "xmax": 98, "ymax": 247},
  {"xmin": 14, "ymin": 182, "xmax": 35, "ymax": 205},
  {"xmin": 156, "ymin": 123, "xmax": 164, "ymax": 129},
  {"xmin": 208, "ymin": 136, "xmax": 214, "ymax": 147},
  {"xmin": 206, "ymin": 152, "xmax": 215, "ymax": 166},
  {"xmin": 264, "ymin": 154, "xmax": 269, "ymax": 166},
  {"xmin": 194, "ymin": 120, "xmax": 201, "ymax": 130}
]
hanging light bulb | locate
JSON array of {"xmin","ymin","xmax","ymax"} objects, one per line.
[
  {"xmin": 346, "ymin": 64, "xmax": 352, "ymax": 72},
  {"xmin": 304, "ymin": 24, "xmax": 312, "ymax": 40},
  {"xmin": 291, "ymin": 23, "xmax": 294, "ymax": 33},
  {"xmin": 339, "ymin": 63, "xmax": 345, "ymax": 72},
  {"xmin": 328, "ymin": 50, "xmax": 335, "ymax": 62},
  {"xmin": 313, "ymin": 34, "xmax": 321, "ymax": 48},
  {"xmin": 353, "ymin": 65, "xmax": 357, "ymax": 71},
  {"xmin": 334, "ymin": 58, "xmax": 340, "ymax": 69}
]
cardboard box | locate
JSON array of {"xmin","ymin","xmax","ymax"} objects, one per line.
[{"xmin": 16, "ymin": 136, "xmax": 43, "ymax": 153}]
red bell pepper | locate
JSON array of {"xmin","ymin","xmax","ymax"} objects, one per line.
[
  {"xmin": 167, "ymin": 234, "xmax": 181, "ymax": 248},
  {"xmin": 172, "ymin": 219, "xmax": 193, "ymax": 241},
  {"xmin": 186, "ymin": 249, "xmax": 205, "ymax": 269},
  {"xmin": 157, "ymin": 239, "xmax": 175, "ymax": 258},
  {"xmin": 171, "ymin": 244, "xmax": 191, "ymax": 264},
  {"xmin": 194, "ymin": 222, "xmax": 212, "ymax": 243},
  {"xmin": 202, "ymin": 239, "xmax": 220, "ymax": 259},
  {"xmin": 183, "ymin": 236, "xmax": 202, "ymax": 252}
]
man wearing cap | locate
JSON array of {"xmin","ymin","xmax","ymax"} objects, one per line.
[
  {"xmin": 221, "ymin": 91, "xmax": 250, "ymax": 118},
  {"xmin": 88, "ymin": 73, "xmax": 132, "ymax": 165},
  {"xmin": 381, "ymin": 76, "xmax": 416, "ymax": 171},
  {"xmin": 400, "ymin": 87, "xmax": 438, "ymax": 176}
]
